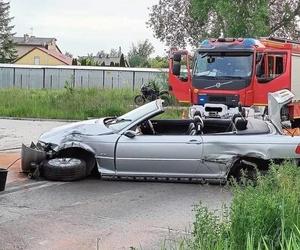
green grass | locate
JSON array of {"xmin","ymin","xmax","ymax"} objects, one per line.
[
  {"xmin": 0, "ymin": 88, "xmax": 183, "ymax": 120},
  {"xmin": 192, "ymin": 162, "xmax": 300, "ymax": 250},
  {"xmin": 162, "ymin": 162, "xmax": 300, "ymax": 250}
]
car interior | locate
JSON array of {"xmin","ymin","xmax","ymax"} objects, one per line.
[
  {"xmin": 147, "ymin": 118, "xmax": 235, "ymax": 135},
  {"xmin": 131, "ymin": 112, "xmax": 270, "ymax": 136}
]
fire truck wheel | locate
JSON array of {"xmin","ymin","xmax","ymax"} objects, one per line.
[{"xmin": 134, "ymin": 95, "xmax": 145, "ymax": 106}]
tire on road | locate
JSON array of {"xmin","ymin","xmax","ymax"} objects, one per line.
[{"xmin": 43, "ymin": 158, "xmax": 87, "ymax": 181}]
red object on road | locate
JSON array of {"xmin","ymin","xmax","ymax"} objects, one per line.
[{"xmin": 0, "ymin": 153, "xmax": 26, "ymax": 185}]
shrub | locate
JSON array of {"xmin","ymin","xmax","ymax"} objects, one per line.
[{"xmin": 190, "ymin": 162, "xmax": 300, "ymax": 250}]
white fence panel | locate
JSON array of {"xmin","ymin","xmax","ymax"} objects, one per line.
[
  {"xmin": 0, "ymin": 67, "xmax": 14, "ymax": 88},
  {"xmin": 0, "ymin": 65, "xmax": 168, "ymax": 90}
]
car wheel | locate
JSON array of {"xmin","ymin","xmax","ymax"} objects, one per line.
[
  {"xmin": 235, "ymin": 167, "xmax": 258, "ymax": 185},
  {"xmin": 43, "ymin": 158, "xmax": 86, "ymax": 181},
  {"xmin": 228, "ymin": 159, "xmax": 260, "ymax": 185},
  {"xmin": 134, "ymin": 95, "xmax": 145, "ymax": 106}
]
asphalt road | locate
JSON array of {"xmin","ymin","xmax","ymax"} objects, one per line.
[
  {"xmin": 0, "ymin": 118, "xmax": 67, "ymax": 150},
  {"xmin": 0, "ymin": 119, "xmax": 232, "ymax": 250}
]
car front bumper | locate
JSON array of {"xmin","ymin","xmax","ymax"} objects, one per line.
[{"xmin": 21, "ymin": 143, "xmax": 47, "ymax": 173}]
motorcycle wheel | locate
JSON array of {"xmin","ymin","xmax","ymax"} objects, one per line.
[
  {"xmin": 159, "ymin": 90, "xmax": 170, "ymax": 96},
  {"xmin": 160, "ymin": 95, "xmax": 170, "ymax": 107},
  {"xmin": 134, "ymin": 95, "xmax": 146, "ymax": 106}
]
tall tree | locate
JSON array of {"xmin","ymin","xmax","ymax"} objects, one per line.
[
  {"xmin": 65, "ymin": 51, "xmax": 73, "ymax": 58},
  {"xmin": 109, "ymin": 48, "xmax": 119, "ymax": 57},
  {"xmin": 268, "ymin": 0, "xmax": 300, "ymax": 38},
  {"xmin": 96, "ymin": 50, "xmax": 106, "ymax": 58},
  {"xmin": 78, "ymin": 55, "xmax": 97, "ymax": 66},
  {"xmin": 127, "ymin": 39, "xmax": 155, "ymax": 67},
  {"xmin": 96, "ymin": 47, "xmax": 123, "ymax": 58},
  {"xmin": 0, "ymin": 0, "xmax": 17, "ymax": 63},
  {"xmin": 148, "ymin": 56, "xmax": 169, "ymax": 68},
  {"xmin": 119, "ymin": 53, "xmax": 126, "ymax": 67},
  {"xmin": 147, "ymin": 0, "xmax": 204, "ymax": 47},
  {"xmin": 147, "ymin": 0, "xmax": 300, "ymax": 48},
  {"xmin": 71, "ymin": 58, "xmax": 78, "ymax": 65}
]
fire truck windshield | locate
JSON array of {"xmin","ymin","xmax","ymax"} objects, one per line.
[{"xmin": 193, "ymin": 52, "xmax": 253, "ymax": 90}]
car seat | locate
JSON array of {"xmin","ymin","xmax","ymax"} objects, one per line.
[
  {"xmin": 193, "ymin": 111, "xmax": 204, "ymax": 135},
  {"xmin": 186, "ymin": 123, "xmax": 196, "ymax": 135},
  {"xmin": 232, "ymin": 114, "xmax": 248, "ymax": 131}
]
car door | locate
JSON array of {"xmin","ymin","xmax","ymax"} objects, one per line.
[
  {"xmin": 115, "ymin": 134, "xmax": 205, "ymax": 177},
  {"xmin": 201, "ymin": 134, "xmax": 243, "ymax": 178}
]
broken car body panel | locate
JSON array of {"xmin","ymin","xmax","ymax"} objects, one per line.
[
  {"xmin": 268, "ymin": 89, "xmax": 295, "ymax": 132},
  {"xmin": 39, "ymin": 118, "xmax": 114, "ymax": 146},
  {"xmin": 21, "ymin": 143, "xmax": 47, "ymax": 172}
]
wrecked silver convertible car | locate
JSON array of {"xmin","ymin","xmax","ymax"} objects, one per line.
[{"xmin": 22, "ymin": 91, "xmax": 300, "ymax": 182}]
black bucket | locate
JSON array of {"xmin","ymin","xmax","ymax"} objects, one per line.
[{"xmin": 0, "ymin": 168, "xmax": 8, "ymax": 192}]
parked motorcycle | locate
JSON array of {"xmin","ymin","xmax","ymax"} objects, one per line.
[{"xmin": 134, "ymin": 82, "xmax": 170, "ymax": 106}]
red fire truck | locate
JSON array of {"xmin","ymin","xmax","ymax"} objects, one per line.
[{"xmin": 168, "ymin": 37, "xmax": 300, "ymax": 124}]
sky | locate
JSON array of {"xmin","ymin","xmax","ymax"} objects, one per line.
[{"xmin": 9, "ymin": 0, "xmax": 166, "ymax": 57}]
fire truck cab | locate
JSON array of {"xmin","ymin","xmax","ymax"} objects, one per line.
[{"xmin": 169, "ymin": 37, "xmax": 300, "ymax": 125}]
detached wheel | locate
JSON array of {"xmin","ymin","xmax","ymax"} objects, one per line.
[
  {"xmin": 134, "ymin": 95, "xmax": 145, "ymax": 106},
  {"xmin": 43, "ymin": 158, "xmax": 86, "ymax": 181}
]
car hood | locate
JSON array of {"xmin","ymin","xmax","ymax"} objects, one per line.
[{"xmin": 39, "ymin": 118, "xmax": 113, "ymax": 145}]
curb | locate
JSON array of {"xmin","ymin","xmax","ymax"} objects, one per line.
[{"xmin": 0, "ymin": 117, "xmax": 80, "ymax": 122}]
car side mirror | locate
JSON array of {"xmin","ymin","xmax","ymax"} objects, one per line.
[
  {"xmin": 124, "ymin": 130, "xmax": 137, "ymax": 138},
  {"xmin": 173, "ymin": 53, "xmax": 182, "ymax": 62},
  {"xmin": 172, "ymin": 64, "xmax": 181, "ymax": 76}
]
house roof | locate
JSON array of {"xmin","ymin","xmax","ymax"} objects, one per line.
[
  {"xmin": 13, "ymin": 36, "xmax": 56, "ymax": 46},
  {"xmin": 16, "ymin": 47, "xmax": 72, "ymax": 65},
  {"xmin": 13, "ymin": 35, "xmax": 62, "ymax": 53}
]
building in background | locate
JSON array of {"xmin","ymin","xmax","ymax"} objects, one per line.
[
  {"xmin": 79, "ymin": 47, "xmax": 130, "ymax": 67},
  {"xmin": 15, "ymin": 47, "xmax": 72, "ymax": 65},
  {"xmin": 13, "ymin": 34, "xmax": 72, "ymax": 65}
]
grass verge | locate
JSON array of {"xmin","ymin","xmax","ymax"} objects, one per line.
[
  {"xmin": 164, "ymin": 162, "xmax": 300, "ymax": 250},
  {"xmin": 0, "ymin": 88, "xmax": 183, "ymax": 120}
]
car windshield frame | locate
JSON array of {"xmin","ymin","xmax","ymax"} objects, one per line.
[{"xmin": 105, "ymin": 100, "xmax": 163, "ymax": 132}]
